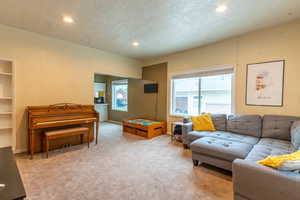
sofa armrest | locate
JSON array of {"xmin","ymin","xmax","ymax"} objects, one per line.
[
  {"xmin": 233, "ymin": 159, "xmax": 300, "ymax": 200},
  {"xmin": 182, "ymin": 122, "xmax": 193, "ymax": 144}
]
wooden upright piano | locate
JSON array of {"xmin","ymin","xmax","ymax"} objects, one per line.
[{"xmin": 28, "ymin": 103, "xmax": 99, "ymax": 159}]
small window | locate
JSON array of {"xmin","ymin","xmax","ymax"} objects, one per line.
[
  {"xmin": 172, "ymin": 78, "xmax": 199, "ymax": 115},
  {"xmin": 112, "ymin": 79, "xmax": 128, "ymax": 111}
]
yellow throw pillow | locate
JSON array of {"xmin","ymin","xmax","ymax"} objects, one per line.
[
  {"xmin": 257, "ymin": 150, "xmax": 300, "ymax": 169},
  {"xmin": 191, "ymin": 114, "xmax": 216, "ymax": 131}
]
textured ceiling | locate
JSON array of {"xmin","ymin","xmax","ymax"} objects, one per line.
[{"xmin": 0, "ymin": 0, "xmax": 300, "ymax": 60}]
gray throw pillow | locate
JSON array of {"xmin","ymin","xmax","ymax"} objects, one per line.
[{"xmin": 291, "ymin": 121, "xmax": 300, "ymax": 150}]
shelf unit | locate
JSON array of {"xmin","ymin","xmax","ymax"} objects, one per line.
[{"xmin": 0, "ymin": 59, "xmax": 15, "ymax": 149}]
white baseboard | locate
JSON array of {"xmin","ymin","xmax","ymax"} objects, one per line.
[
  {"xmin": 14, "ymin": 148, "xmax": 27, "ymax": 154},
  {"xmin": 107, "ymin": 120, "xmax": 122, "ymax": 125}
]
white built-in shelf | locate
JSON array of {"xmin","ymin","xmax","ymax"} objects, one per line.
[
  {"xmin": 0, "ymin": 97, "xmax": 12, "ymax": 100},
  {"xmin": 0, "ymin": 72, "xmax": 12, "ymax": 76},
  {"xmin": 0, "ymin": 112, "xmax": 12, "ymax": 115},
  {"xmin": 0, "ymin": 59, "xmax": 14, "ymax": 148},
  {"xmin": 0, "ymin": 127, "xmax": 12, "ymax": 130}
]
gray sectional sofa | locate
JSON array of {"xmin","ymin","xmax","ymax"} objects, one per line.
[{"xmin": 182, "ymin": 114, "xmax": 300, "ymax": 200}]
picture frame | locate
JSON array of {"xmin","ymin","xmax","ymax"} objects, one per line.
[{"xmin": 245, "ymin": 60, "xmax": 285, "ymax": 107}]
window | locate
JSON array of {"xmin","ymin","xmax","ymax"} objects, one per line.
[
  {"xmin": 172, "ymin": 72, "xmax": 233, "ymax": 115},
  {"xmin": 112, "ymin": 79, "xmax": 128, "ymax": 111},
  {"xmin": 172, "ymin": 78, "xmax": 199, "ymax": 115}
]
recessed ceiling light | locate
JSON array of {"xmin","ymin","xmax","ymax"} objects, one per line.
[
  {"xmin": 63, "ymin": 16, "xmax": 74, "ymax": 24},
  {"xmin": 132, "ymin": 41, "xmax": 139, "ymax": 47},
  {"xmin": 216, "ymin": 5, "xmax": 227, "ymax": 13}
]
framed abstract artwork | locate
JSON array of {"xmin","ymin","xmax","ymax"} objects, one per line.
[{"xmin": 246, "ymin": 60, "xmax": 285, "ymax": 106}]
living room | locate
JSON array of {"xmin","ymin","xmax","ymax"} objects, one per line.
[{"xmin": 0, "ymin": 1, "xmax": 300, "ymax": 200}]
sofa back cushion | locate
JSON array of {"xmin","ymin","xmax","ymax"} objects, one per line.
[
  {"xmin": 291, "ymin": 121, "xmax": 300, "ymax": 150},
  {"xmin": 211, "ymin": 114, "xmax": 227, "ymax": 131},
  {"xmin": 262, "ymin": 115, "xmax": 300, "ymax": 141},
  {"xmin": 227, "ymin": 115, "xmax": 262, "ymax": 137}
]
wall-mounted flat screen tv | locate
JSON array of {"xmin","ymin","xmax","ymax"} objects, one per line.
[{"xmin": 144, "ymin": 83, "xmax": 158, "ymax": 93}]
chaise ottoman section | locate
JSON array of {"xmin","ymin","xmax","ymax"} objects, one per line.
[
  {"xmin": 186, "ymin": 131, "xmax": 259, "ymax": 145},
  {"xmin": 190, "ymin": 137, "xmax": 253, "ymax": 170}
]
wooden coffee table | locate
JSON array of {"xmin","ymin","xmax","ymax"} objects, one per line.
[{"xmin": 122, "ymin": 118, "xmax": 166, "ymax": 139}]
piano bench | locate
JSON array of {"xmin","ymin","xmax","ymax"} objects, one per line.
[{"xmin": 44, "ymin": 127, "xmax": 90, "ymax": 158}]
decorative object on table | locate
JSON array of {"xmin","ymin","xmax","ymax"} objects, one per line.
[
  {"xmin": 94, "ymin": 82, "xmax": 106, "ymax": 104},
  {"xmin": 246, "ymin": 60, "xmax": 285, "ymax": 106},
  {"xmin": 98, "ymin": 91, "xmax": 106, "ymax": 103},
  {"xmin": 171, "ymin": 121, "xmax": 184, "ymax": 142},
  {"xmin": 122, "ymin": 118, "xmax": 166, "ymax": 139},
  {"xmin": 98, "ymin": 91, "xmax": 105, "ymax": 98},
  {"xmin": 183, "ymin": 115, "xmax": 190, "ymax": 123}
]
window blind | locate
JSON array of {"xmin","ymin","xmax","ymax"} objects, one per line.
[
  {"xmin": 172, "ymin": 67, "xmax": 234, "ymax": 79},
  {"xmin": 112, "ymin": 79, "xmax": 128, "ymax": 85}
]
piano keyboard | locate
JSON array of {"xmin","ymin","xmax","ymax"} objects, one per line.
[{"xmin": 36, "ymin": 117, "xmax": 97, "ymax": 125}]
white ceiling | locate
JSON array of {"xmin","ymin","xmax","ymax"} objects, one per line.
[{"xmin": 0, "ymin": 0, "xmax": 300, "ymax": 60}]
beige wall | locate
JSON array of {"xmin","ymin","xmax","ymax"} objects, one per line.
[
  {"xmin": 142, "ymin": 63, "xmax": 168, "ymax": 121},
  {"xmin": 95, "ymin": 74, "xmax": 163, "ymax": 122},
  {"xmin": 94, "ymin": 74, "xmax": 108, "ymax": 83},
  {"xmin": 0, "ymin": 24, "xmax": 142, "ymax": 151},
  {"xmin": 144, "ymin": 19, "xmax": 300, "ymax": 132},
  {"xmin": 106, "ymin": 77, "xmax": 158, "ymax": 122}
]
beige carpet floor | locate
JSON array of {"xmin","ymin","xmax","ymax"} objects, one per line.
[{"xmin": 16, "ymin": 122, "xmax": 233, "ymax": 200}]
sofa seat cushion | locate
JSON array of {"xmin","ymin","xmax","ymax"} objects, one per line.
[
  {"xmin": 256, "ymin": 138, "xmax": 294, "ymax": 151},
  {"xmin": 187, "ymin": 131, "xmax": 259, "ymax": 145},
  {"xmin": 190, "ymin": 137, "xmax": 253, "ymax": 162},
  {"xmin": 187, "ymin": 131, "xmax": 210, "ymax": 142},
  {"xmin": 246, "ymin": 144, "xmax": 294, "ymax": 162}
]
